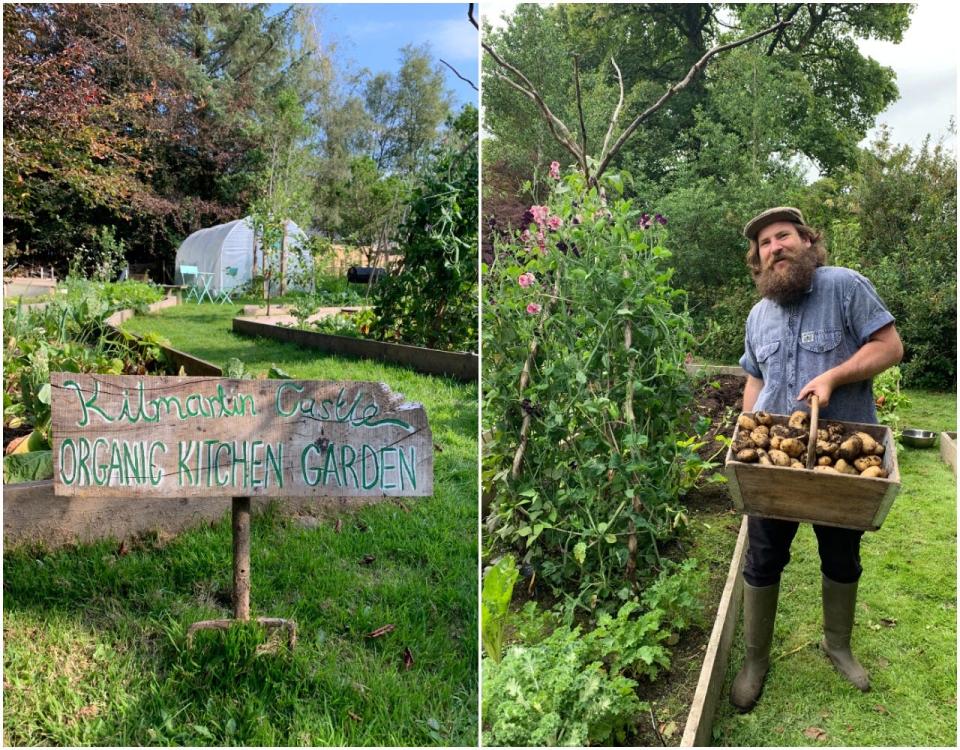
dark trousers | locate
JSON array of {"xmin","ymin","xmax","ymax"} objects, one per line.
[{"xmin": 743, "ymin": 516, "xmax": 865, "ymax": 587}]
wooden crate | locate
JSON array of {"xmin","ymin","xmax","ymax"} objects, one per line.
[{"xmin": 724, "ymin": 415, "xmax": 901, "ymax": 531}]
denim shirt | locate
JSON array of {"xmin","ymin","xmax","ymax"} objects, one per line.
[{"xmin": 739, "ymin": 266, "xmax": 895, "ymax": 424}]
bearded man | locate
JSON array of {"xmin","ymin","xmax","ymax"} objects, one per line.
[{"xmin": 730, "ymin": 207, "xmax": 904, "ymax": 712}]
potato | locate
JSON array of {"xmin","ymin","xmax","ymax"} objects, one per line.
[
  {"xmin": 757, "ymin": 449, "xmax": 772, "ymax": 465},
  {"xmin": 816, "ymin": 439, "xmax": 838, "ymax": 458},
  {"xmin": 780, "ymin": 438, "xmax": 805, "ymax": 458},
  {"xmin": 825, "ymin": 422, "xmax": 844, "ymax": 435},
  {"xmin": 834, "ymin": 458, "xmax": 859, "ymax": 475},
  {"xmin": 814, "ymin": 465, "xmax": 838, "ymax": 473},
  {"xmin": 854, "ymin": 455, "xmax": 882, "ymax": 472},
  {"xmin": 770, "ymin": 424, "xmax": 792, "ymax": 438},
  {"xmin": 790, "ymin": 459, "xmax": 805, "ymax": 469},
  {"xmin": 817, "ymin": 455, "xmax": 833, "ymax": 466},
  {"xmin": 750, "ymin": 428, "xmax": 771, "ymax": 449},
  {"xmin": 817, "ymin": 429, "xmax": 830, "ymax": 442},
  {"xmin": 754, "ymin": 411, "xmax": 774, "ymax": 426},
  {"xmin": 839, "ymin": 435, "xmax": 863, "ymax": 462},
  {"xmin": 788, "ymin": 410, "xmax": 809, "ymax": 429},
  {"xmin": 769, "ymin": 435, "xmax": 782, "ymax": 450},
  {"xmin": 733, "ymin": 438, "xmax": 756, "ymax": 453},
  {"xmin": 860, "ymin": 466, "xmax": 889, "ymax": 478},
  {"xmin": 737, "ymin": 413, "xmax": 758, "ymax": 431},
  {"xmin": 768, "ymin": 449, "xmax": 791, "ymax": 466},
  {"xmin": 855, "ymin": 431, "xmax": 883, "ymax": 455}
]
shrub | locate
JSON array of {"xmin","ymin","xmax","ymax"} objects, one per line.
[
  {"xmin": 371, "ymin": 106, "xmax": 478, "ymax": 352},
  {"xmin": 482, "ymin": 624, "xmax": 644, "ymax": 747},
  {"xmin": 483, "ymin": 168, "xmax": 701, "ymax": 610}
]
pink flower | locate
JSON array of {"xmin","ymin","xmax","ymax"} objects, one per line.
[
  {"xmin": 518, "ymin": 272, "xmax": 536, "ymax": 288},
  {"xmin": 549, "ymin": 161, "xmax": 560, "ymax": 179},
  {"xmin": 526, "ymin": 302, "xmax": 542, "ymax": 315},
  {"xmin": 530, "ymin": 205, "xmax": 550, "ymax": 225},
  {"xmin": 520, "ymin": 229, "xmax": 532, "ymax": 244},
  {"xmin": 536, "ymin": 231, "xmax": 546, "ymax": 253},
  {"xmin": 546, "ymin": 215, "xmax": 563, "ymax": 231}
]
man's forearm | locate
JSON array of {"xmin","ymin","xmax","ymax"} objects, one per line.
[{"xmin": 822, "ymin": 327, "xmax": 904, "ymax": 391}]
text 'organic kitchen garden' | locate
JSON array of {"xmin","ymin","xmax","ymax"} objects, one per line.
[{"xmin": 51, "ymin": 373, "xmax": 433, "ymax": 498}]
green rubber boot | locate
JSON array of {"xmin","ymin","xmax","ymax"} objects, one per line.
[
  {"xmin": 821, "ymin": 574, "xmax": 870, "ymax": 691},
  {"xmin": 730, "ymin": 581, "xmax": 780, "ymax": 711}
]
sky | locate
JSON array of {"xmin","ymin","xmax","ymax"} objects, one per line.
[
  {"xmin": 480, "ymin": 2, "xmax": 957, "ymax": 155},
  {"xmin": 312, "ymin": 3, "xmax": 479, "ymax": 108}
]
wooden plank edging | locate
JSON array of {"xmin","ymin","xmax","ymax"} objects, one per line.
[
  {"xmin": 940, "ymin": 432, "xmax": 957, "ymax": 478},
  {"xmin": 103, "ymin": 295, "xmax": 223, "ymax": 376},
  {"xmin": 681, "ymin": 515, "xmax": 749, "ymax": 747},
  {"xmin": 232, "ymin": 316, "xmax": 478, "ymax": 382},
  {"xmin": 685, "ymin": 363, "xmax": 748, "ymax": 378},
  {"xmin": 3, "ymin": 481, "xmax": 379, "ymax": 548}
]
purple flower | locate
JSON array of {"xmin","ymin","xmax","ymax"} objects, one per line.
[
  {"xmin": 639, "ymin": 213, "xmax": 652, "ymax": 230},
  {"xmin": 655, "ymin": 213, "xmax": 668, "ymax": 226}
]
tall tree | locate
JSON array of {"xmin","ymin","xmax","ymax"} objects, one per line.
[
  {"xmin": 482, "ymin": 3, "xmax": 910, "ymax": 188},
  {"xmin": 365, "ymin": 44, "xmax": 454, "ymax": 175}
]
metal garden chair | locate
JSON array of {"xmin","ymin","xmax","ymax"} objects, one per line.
[
  {"xmin": 178, "ymin": 264, "xmax": 201, "ymax": 302},
  {"xmin": 217, "ymin": 266, "xmax": 239, "ymax": 304}
]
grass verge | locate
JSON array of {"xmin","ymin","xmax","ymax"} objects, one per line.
[
  {"xmin": 3, "ymin": 302, "xmax": 478, "ymax": 746},
  {"xmin": 712, "ymin": 389, "xmax": 956, "ymax": 746}
]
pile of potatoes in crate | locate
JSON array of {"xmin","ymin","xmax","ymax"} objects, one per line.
[{"xmin": 731, "ymin": 410, "xmax": 889, "ymax": 478}]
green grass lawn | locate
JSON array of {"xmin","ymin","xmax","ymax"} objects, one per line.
[
  {"xmin": 713, "ymin": 389, "xmax": 956, "ymax": 746},
  {"xmin": 3, "ymin": 302, "xmax": 478, "ymax": 746}
]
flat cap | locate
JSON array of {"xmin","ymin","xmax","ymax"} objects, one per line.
[{"xmin": 743, "ymin": 206, "xmax": 807, "ymax": 240}]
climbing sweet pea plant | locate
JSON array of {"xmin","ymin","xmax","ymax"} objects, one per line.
[{"xmin": 483, "ymin": 168, "xmax": 699, "ymax": 610}]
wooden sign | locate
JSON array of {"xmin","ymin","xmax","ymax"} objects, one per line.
[{"xmin": 50, "ymin": 373, "xmax": 432, "ymax": 498}]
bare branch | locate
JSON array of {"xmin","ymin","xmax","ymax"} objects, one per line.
[
  {"xmin": 600, "ymin": 57, "xmax": 624, "ymax": 164},
  {"xmin": 491, "ymin": 70, "xmax": 583, "ymax": 163},
  {"xmin": 594, "ymin": 19, "xmax": 791, "ymax": 182},
  {"xmin": 573, "ymin": 55, "xmax": 589, "ymax": 178},
  {"xmin": 439, "ymin": 58, "xmax": 478, "ymax": 91},
  {"xmin": 482, "ymin": 37, "xmax": 583, "ymax": 161},
  {"xmin": 468, "ymin": 3, "xmax": 478, "ymax": 30},
  {"xmin": 765, "ymin": 4, "xmax": 802, "ymax": 56}
]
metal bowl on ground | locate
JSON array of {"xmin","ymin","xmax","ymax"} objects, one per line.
[{"xmin": 901, "ymin": 428, "xmax": 937, "ymax": 448}]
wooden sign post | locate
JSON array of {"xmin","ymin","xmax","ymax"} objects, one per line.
[{"xmin": 51, "ymin": 373, "xmax": 433, "ymax": 647}]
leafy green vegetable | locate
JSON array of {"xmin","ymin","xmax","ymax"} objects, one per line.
[
  {"xmin": 4, "ymin": 451, "xmax": 54, "ymax": 484},
  {"xmin": 481, "ymin": 555, "xmax": 519, "ymax": 663}
]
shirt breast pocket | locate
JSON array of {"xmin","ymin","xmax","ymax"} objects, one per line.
[
  {"xmin": 755, "ymin": 340, "xmax": 781, "ymax": 383},
  {"xmin": 799, "ymin": 329, "xmax": 842, "ymax": 354}
]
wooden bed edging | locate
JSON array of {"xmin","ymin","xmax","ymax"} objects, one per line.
[
  {"xmin": 232, "ymin": 316, "xmax": 478, "ymax": 382},
  {"xmin": 685, "ymin": 363, "xmax": 748, "ymax": 378},
  {"xmin": 103, "ymin": 295, "xmax": 223, "ymax": 376},
  {"xmin": 940, "ymin": 432, "xmax": 957, "ymax": 478},
  {"xmin": 681, "ymin": 515, "xmax": 749, "ymax": 747},
  {"xmin": 2, "ymin": 481, "xmax": 378, "ymax": 549}
]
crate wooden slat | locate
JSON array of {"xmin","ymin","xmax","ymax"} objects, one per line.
[{"xmin": 724, "ymin": 416, "xmax": 900, "ymax": 531}]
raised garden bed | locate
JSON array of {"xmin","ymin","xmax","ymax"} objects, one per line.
[
  {"xmin": 233, "ymin": 316, "xmax": 478, "ymax": 382},
  {"xmin": 940, "ymin": 431, "xmax": 957, "ymax": 477},
  {"xmin": 5, "ymin": 296, "xmax": 224, "ymax": 546}
]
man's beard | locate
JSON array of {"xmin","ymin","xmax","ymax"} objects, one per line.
[{"xmin": 755, "ymin": 251, "xmax": 818, "ymax": 305}]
